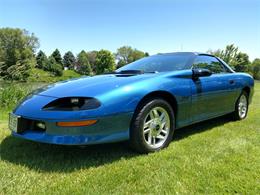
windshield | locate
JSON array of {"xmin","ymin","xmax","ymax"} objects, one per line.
[{"xmin": 116, "ymin": 54, "xmax": 193, "ymax": 73}]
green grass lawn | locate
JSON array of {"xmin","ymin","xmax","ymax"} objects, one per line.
[{"xmin": 0, "ymin": 82, "xmax": 260, "ymax": 194}]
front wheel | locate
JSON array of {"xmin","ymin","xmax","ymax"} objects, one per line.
[
  {"xmin": 129, "ymin": 98, "xmax": 175, "ymax": 153},
  {"xmin": 232, "ymin": 91, "xmax": 249, "ymax": 120}
]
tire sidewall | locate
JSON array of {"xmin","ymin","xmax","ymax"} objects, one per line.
[
  {"xmin": 131, "ymin": 98, "xmax": 175, "ymax": 153},
  {"xmin": 235, "ymin": 91, "xmax": 249, "ymax": 120}
]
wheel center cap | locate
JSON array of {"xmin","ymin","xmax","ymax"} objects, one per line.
[{"xmin": 150, "ymin": 119, "xmax": 161, "ymax": 136}]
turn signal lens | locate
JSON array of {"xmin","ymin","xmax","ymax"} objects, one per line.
[{"xmin": 57, "ymin": 120, "xmax": 97, "ymax": 127}]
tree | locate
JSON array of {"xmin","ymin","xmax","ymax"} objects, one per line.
[
  {"xmin": 251, "ymin": 58, "xmax": 260, "ymax": 80},
  {"xmin": 233, "ymin": 52, "xmax": 250, "ymax": 72},
  {"xmin": 115, "ymin": 46, "xmax": 133, "ymax": 67},
  {"xmin": 220, "ymin": 44, "xmax": 239, "ymax": 66},
  {"xmin": 0, "ymin": 28, "xmax": 39, "ymax": 80},
  {"xmin": 86, "ymin": 51, "xmax": 98, "ymax": 73},
  {"xmin": 36, "ymin": 50, "xmax": 48, "ymax": 70},
  {"xmin": 51, "ymin": 49, "xmax": 63, "ymax": 67},
  {"xmin": 131, "ymin": 49, "xmax": 148, "ymax": 62},
  {"xmin": 47, "ymin": 56, "xmax": 63, "ymax": 76},
  {"xmin": 115, "ymin": 46, "xmax": 147, "ymax": 68},
  {"xmin": 208, "ymin": 44, "xmax": 250, "ymax": 72},
  {"xmin": 63, "ymin": 51, "xmax": 76, "ymax": 69},
  {"xmin": 95, "ymin": 50, "xmax": 115, "ymax": 74},
  {"xmin": 76, "ymin": 50, "xmax": 92, "ymax": 75}
]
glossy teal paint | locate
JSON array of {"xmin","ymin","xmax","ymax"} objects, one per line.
[
  {"xmin": 11, "ymin": 53, "xmax": 254, "ymax": 145},
  {"xmin": 11, "ymin": 112, "xmax": 132, "ymax": 145}
]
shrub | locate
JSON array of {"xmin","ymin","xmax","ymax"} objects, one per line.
[{"xmin": 45, "ymin": 56, "xmax": 63, "ymax": 76}]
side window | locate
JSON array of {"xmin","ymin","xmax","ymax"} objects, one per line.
[{"xmin": 193, "ymin": 56, "xmax": 227, "ymax": 74}]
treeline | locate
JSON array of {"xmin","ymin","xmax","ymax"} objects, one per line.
[
  {"xmin": 0, "ymin": 28, "xmax": 259, "ymax": 81},
  {"xmin": 36, "ymin": 45, "xmax": 148, "ymax": 76},
  {"xmin": 0, "ymin": 28, "xmax": 148, "ymax": 81}
]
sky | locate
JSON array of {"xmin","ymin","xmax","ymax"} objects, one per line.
[{"xmin": 0, "ymin": 0, "xmax": 259, "ymax": 60}]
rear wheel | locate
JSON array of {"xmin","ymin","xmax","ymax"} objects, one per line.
[
  {"xmin": 129, "ymin": 98, "xmax": 175, "ymax": 153},
  {"xmin": 232, "ymin": 91, "xmax": 249, "ymax": 120}
]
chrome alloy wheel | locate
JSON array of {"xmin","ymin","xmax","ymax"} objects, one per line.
[
  {"xmin": 238, "ymin": 94, "xmax": 248, "ymax": 118},
  {"xmin": 143, "ymin": 106, "xmax": 170, "ymax": 148}
]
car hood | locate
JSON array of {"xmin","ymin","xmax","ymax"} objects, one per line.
[{"xmin": 35, "ymin": 74, "xmax": 159, "ymax": 98}]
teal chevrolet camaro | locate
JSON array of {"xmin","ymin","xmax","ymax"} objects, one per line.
[{"xmin": 9, "ymin": 52, "xmax": 254, "ymax": 153}]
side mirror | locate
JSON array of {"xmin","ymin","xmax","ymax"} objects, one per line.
[{"xmin": 192, "ymin": 68, "xmax": 212, "ymax": 79}]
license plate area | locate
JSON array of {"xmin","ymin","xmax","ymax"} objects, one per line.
[{"xmin": 9, "ymin": 113, "xmax": 21, "ymax": 133}]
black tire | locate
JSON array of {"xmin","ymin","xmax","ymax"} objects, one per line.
[
  {"xmin": 129, "ymin": 98, "xmax": 175, "ymax": 153},
  {"xmin": 232, "ymin": 91, "xmax": 249, "ymax": 120}
]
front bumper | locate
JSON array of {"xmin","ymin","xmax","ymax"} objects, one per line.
[
  {"xmin": 10, "ymin": 112, "xmax": 133, "ymax": 145},
  {"xmin": 12, "ymin": 130, "xmax": 129, "ymax": 145}
]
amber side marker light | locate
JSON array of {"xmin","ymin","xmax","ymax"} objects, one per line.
[{"xmin": 57, "ymin": 120, "xmax": 97, "ymax": 127}]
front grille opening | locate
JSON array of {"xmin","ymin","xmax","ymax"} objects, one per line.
[{"xmin": 19, "ymin": 118, "xmax": 46, "ymax": 132}]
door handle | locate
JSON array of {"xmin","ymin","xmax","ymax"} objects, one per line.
[{"xmin": 229, "ymin": 80, "xmax": 235, "ymax": 84}]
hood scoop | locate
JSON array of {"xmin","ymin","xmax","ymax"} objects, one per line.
[{"xmin": 111, "ymin": 70, "xmax": 144, "ymax": 77}]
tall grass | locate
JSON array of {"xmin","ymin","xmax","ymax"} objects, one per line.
[
  {"xmin": 0, "ymin": 84, "xmax": 36, "ymax": 120},
  {"xmin": 0, "ymin": 85, "xmax": 32, "ymax": 110}
]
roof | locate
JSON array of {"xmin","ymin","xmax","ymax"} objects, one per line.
[{"xmin": 156, "ymin": 52, "xmax": 215, "ymax": 57}]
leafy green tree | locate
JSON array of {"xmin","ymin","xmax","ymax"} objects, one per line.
[
  {"xmin": 208, "ymin": 44, "xmax": 238, "ymax": 66},
  {"xmin": 51, "ymin": 49, "xmax": 63, "ymax": 66},
  {"xmin": 76, "ymin": 50, "xmax": 92, "ymax": 75},
  {"xmin": 47, "ymin": 56, "xmax": 63, "ymax": 76},
  {"xmin": 0, "ymin": 28, "xmax": 39, "ymax": 80},
  {"xmin": 221, "ymin": 44, "xmax": 238, "ymax": 66},
  {"xmin": 208, "ymin": 44, "xmax": 250, "ymax": 72},
  {"xmin": 63, "ymin": 51, "xmax": 76, "ymax": 69},
  {"xmin": 116, "ymin": 46, "xmax": 133, "ymax": 67},
  {"xmin": 115, "ymin": 46, "xmax": 147, "ymax": 67},
  {"xmin": 130, "ymin": 49, "xmax": 148, "ymax": 62},
  {"xmin": 233, "ymin": 52, "xmax": 250, "ymax": 72},
  {"xmin": 95, "ymin": 50, "xmax": 115, "ymax": 74},
  {"xmin": 251, "ymin": 59, "xmax": 260, "ymax": 80},
  {"xmin": 36, "ymin": 50, "xmax": 48, "ymax": 70}
]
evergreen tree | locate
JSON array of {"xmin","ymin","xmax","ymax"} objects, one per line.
[
  {"xmin": 36, "ymin": 50, "xmax": 48, "ymax": 70},
  {"xmin": 63, "ymin": 51, "xmax": 76, "ymax": 69},
  {"xmin": 51, "ymin": 49, "xmax": 63, "ymax": 67}
]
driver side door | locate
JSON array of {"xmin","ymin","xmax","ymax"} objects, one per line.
[{"xmin": 190, "ymin": 55, "xmax": 230, "ymax": 123}]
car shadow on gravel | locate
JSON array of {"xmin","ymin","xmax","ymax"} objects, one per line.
[{"xmin": 0, "ymin": 115, "xmax": 232, "ymax": 173}]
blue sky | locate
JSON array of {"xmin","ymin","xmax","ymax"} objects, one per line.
[{"xmin": 0, "ymin": 0, "xmax": 259, "ymax": 60}]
